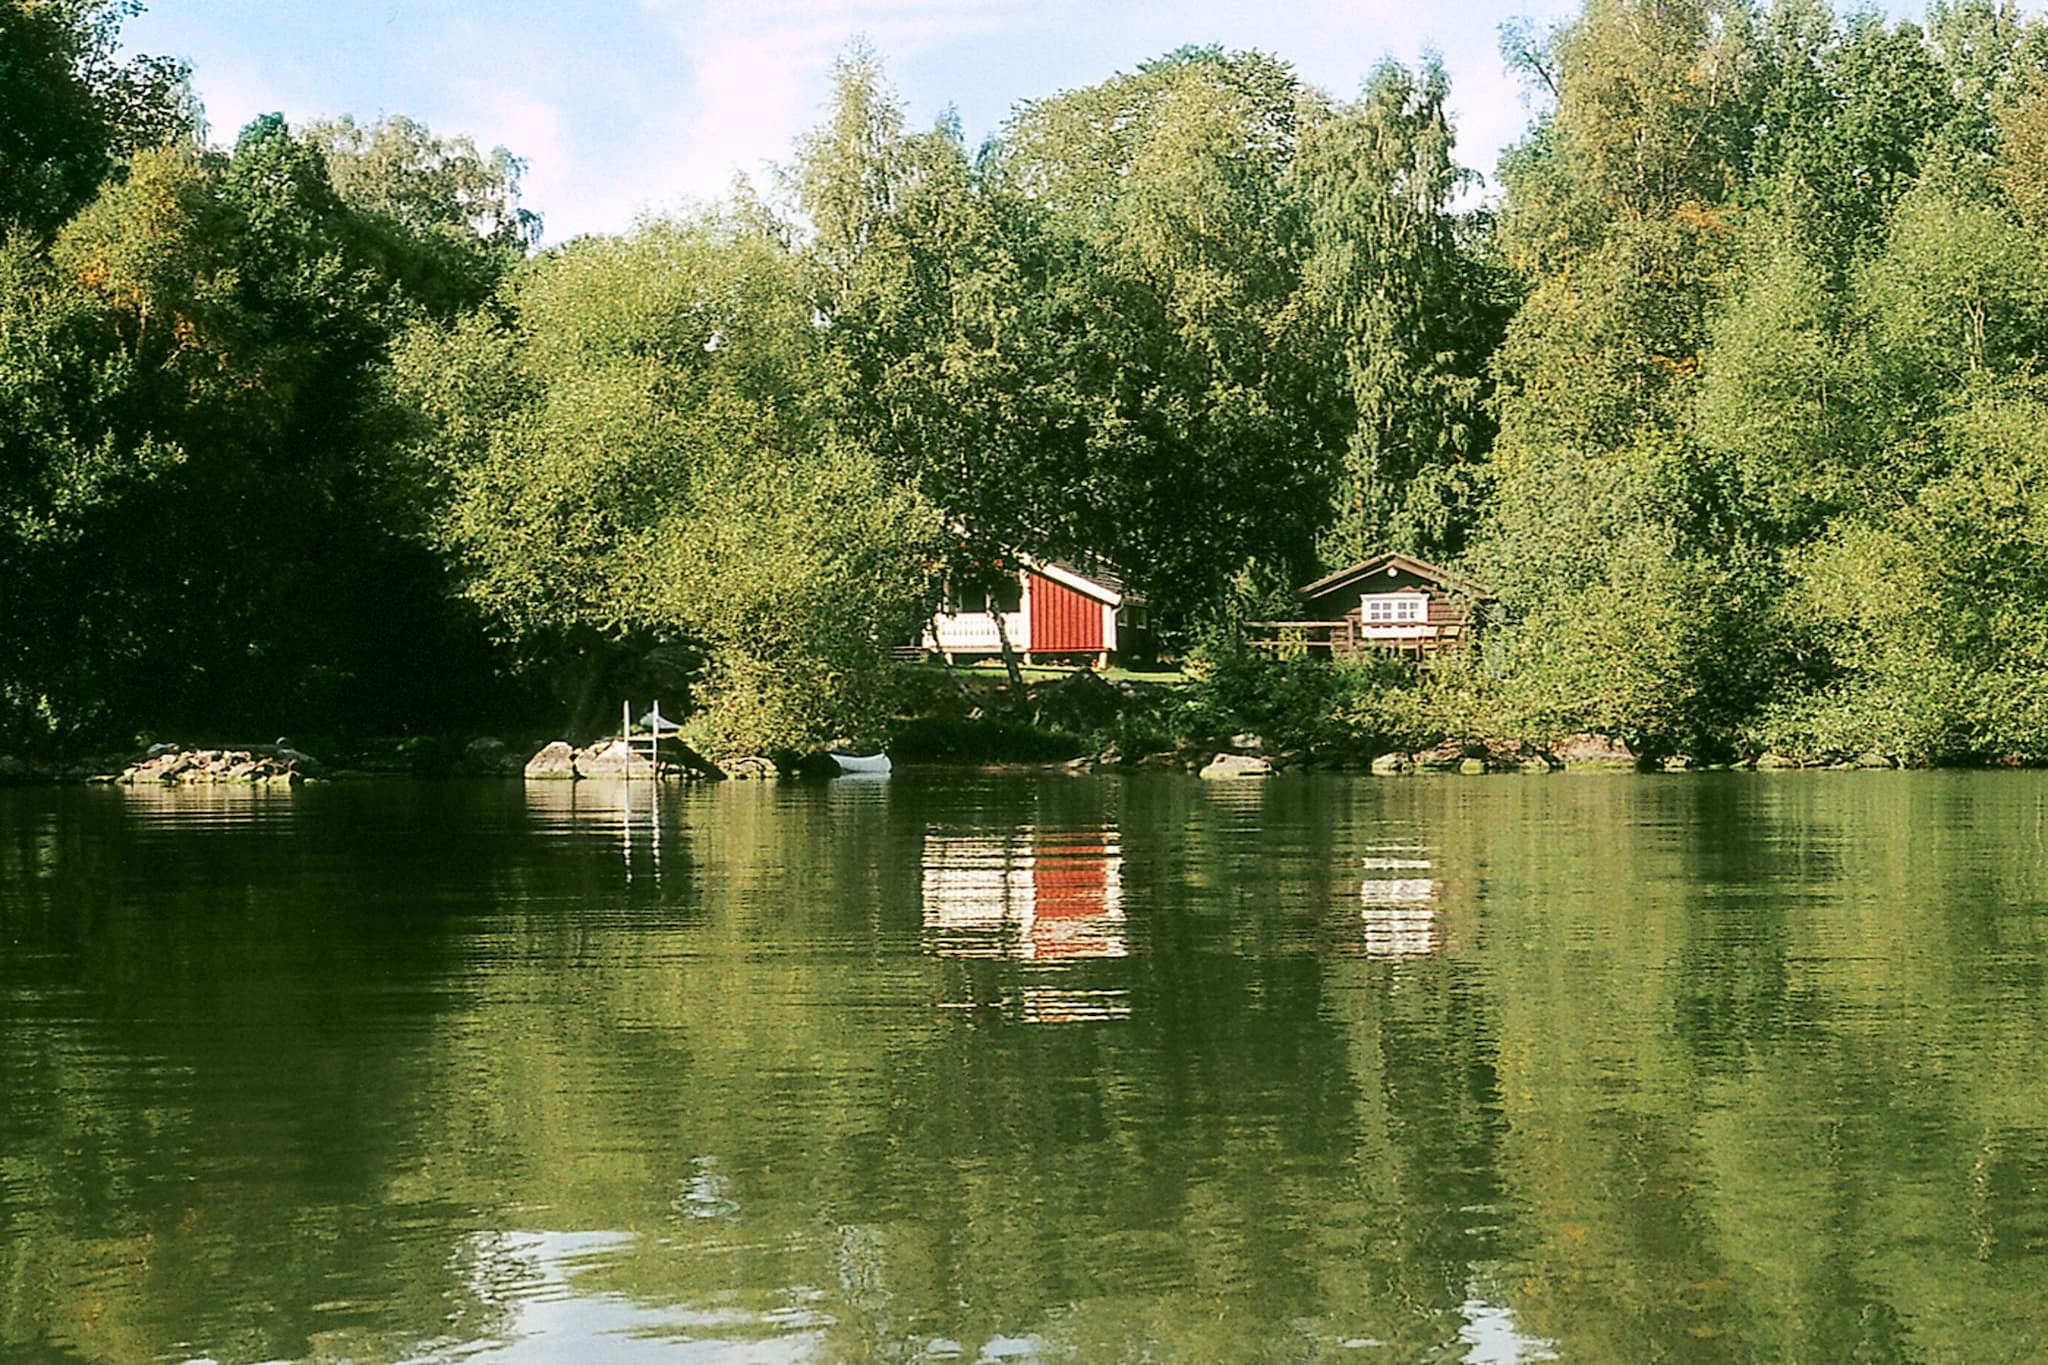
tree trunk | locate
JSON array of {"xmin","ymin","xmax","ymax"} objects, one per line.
[{"xmin": 990, "ymin": 605, "xmax": 1028, "ymax": 703}]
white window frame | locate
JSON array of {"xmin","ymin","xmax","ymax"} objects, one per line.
[{"xmin": 1361, "ymin": 592, "xmax": 1426, "ymax": 625}]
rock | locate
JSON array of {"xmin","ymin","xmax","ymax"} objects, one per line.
[
  {"xmin": 113, "ymin": 746, "xmax": 305, "ymax": 786},
  {"xmin": 1136, "ymin": 751, "xmax": 1181, "ymax": 769},
  {"xmin": 1458, "ymin": 757, "xmax": 1489, "ymax": 775},
  {"xmin": 1229, "ymin": 732, "xmax": 1267, "ymax": 756},
  {"xmin": 1412, "ymin": 741, "xmax": 1465, "ymax": 771},
  {"xmin": 460, "ymin": 736, "xmax": 519, "ymax": 777},
  {"xmin": 1754, "ymin": 751, "xmax": 1803, "ymax": 770},
  {"xmin": 524, "ymin": 741, "xmax": 579, "ymax": 780},
  {"xmin": 574, "ymin": 739, "xmax": 655, "ymax": 778},
  {"xmin": 1199, "ymin": 753, "xmax": 1273, "ymax": 779},
  {"xmin": 1520, "ymin": 756, "xmax": 1557, "ymax": 773},
  {"xmin": 1852, "ymin": 750, "xmax": 1895, "ymax": 769},
  {"xmin": 1661, "ymin": 754, "xmax": 1695, "ymax": 772},
  {"xmin": 1552, "ymin": 733, "xmax": 1638, "ymax": 769},
  {"xmin": 724, "ymin": 755, "xmax": 779, "ymax": 780},
  {"xmin": 1370, "ymin": 753, "xmax": 1412, "ymax": 776},
  {"xmin": 778, "ymin": 750, "xmax": 845, "ymax": 780}
]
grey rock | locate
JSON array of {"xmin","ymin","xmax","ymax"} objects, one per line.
[
  {"xmin": 523, "ymin": 741, "xmax": 579, "ymax": 780},
  {"xmin": 1412, "ymin": 741, "xmax": 1465, "ymax": 771},
  {"xmin": 574, "ymin": 739, "xmax": 655, "ymax": 778},
  {"xmin": 1370, "ymin": 753, "xmax": 1412, "ymax": 776},
  {"xmin": 1553, "ymin": 733, "xmax": 1638, "ymax": 768},
  {"xmin": 1199, "ymin": 753, "xmax": 1273, "ymax": 779}
]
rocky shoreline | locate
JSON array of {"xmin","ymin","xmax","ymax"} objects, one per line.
[{"xmin": 0, "ymin": 667, "xmax": 1947, "ymax": 790}]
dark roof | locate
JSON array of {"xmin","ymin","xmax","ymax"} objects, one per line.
[
  {"xmin": 1041, "ymin": 555, "xmax": 1143, "ymax": 607},
  {"xmin": 1299, "ymin": 552, "xmax": 1489, "ymax": 602}
]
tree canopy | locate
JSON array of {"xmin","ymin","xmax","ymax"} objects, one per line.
[{"xmin": 10, "ymin": 0, "xmax": 2048, "ymax": 764}]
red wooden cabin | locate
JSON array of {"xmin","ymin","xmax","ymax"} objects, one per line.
[{"xmin": 922, "ymin": 553, "xmax": 1144, "ymax": 667}]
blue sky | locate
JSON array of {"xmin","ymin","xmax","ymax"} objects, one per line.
[{"xmin": 124, "ymin": 0, "xmax": 1926, "ymax": 244}]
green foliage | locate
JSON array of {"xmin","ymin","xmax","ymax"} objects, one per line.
[
  {"xmin": 399, "ymin": 215, "xmax": 943, "ymax": 754},
  {"xmin": 0, "ymin": 0, "xmax": 193, "ymax": 234},
  {"xmin": 0, "ymin": 111, "xmax": 529, "ymax": 748},
  {"xmin": 14, "ymin": 6, "xmax": 2048, "ymax": 763}
]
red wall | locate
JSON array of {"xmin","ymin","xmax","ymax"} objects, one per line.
[{"xmin": 1028, "ymin": 573, "xmax": 1105, "ymax": 652}]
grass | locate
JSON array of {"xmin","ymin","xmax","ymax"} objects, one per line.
[{"xmin": 903, "ymin": 658, "xmax": 1189, "ymax": 687}]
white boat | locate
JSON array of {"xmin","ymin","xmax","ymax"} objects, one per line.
[{"xmin": 829, "ymin": 752, "xmax": 893, "ymax": 776}]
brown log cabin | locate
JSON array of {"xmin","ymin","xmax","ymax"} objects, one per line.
[{"xmin": 1246, "ymin": 552, "xmax": 1489, "ymax": 660}]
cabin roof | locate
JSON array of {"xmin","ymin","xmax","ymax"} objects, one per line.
[
  {"xmin": 1299, "ymin": 552, "xmax": 1489, "ymax": 603},
  {"xmin": 1040, "ymin": 556, "xmax": 1141, "ymax": 607}
]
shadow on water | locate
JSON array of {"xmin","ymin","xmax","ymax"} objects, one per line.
[{"xmin": 5, "ymin": 772, "xmax": 2048, "ymax": 1360}]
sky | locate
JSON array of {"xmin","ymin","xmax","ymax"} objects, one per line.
[{"xmin": 116, "ymin": 0, "xmax": 1822, "ymax": 244}]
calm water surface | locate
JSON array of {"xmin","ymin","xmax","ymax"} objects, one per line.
[{"xmin": 5, "ymin": 772, "xmax": 2048, "ymax": 1363}]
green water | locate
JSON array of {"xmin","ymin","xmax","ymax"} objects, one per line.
[{"xmin": 4, "ymin": 773, "xmax": 2048, "ymax": 1363}]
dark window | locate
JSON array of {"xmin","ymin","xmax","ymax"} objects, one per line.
[{"xmin": 989, "ymin": 577, "xmax": 1022, "ymax": 615}]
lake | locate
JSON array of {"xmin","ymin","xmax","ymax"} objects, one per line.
[{"xmin": 4, "ymin": 771, "xmax": 2048, "ymax": 1362}]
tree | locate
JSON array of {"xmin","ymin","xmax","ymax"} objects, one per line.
[
  {"xmin": 1298, "ymin": 58, "xmax": 1509, "ymax": 562},
  {"xmin": 0, "ymin": 0, "xmax": 192, "ymax": 233},
  {"xmin": 398, "ymin": 214, "xmax": 942, "ymax": 752}
]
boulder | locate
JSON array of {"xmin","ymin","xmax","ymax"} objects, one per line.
[
  {"xmin": 523, "ymin": 741, "xmax": 579, "ymax": 780},
  {"xmin": 574, "ymin": 739, "xmax": 655, "ymax": 778},
  {"xmin": 1199, "ymin": 753, "xmax": 1273, "ymax": 779},
  {"xmin": 1412, "ymin": 741, "xmax": 1465, "ymax": 771},
  {"xmin": 1476, "ymin": 738, "xmax": 1556, "ymax": 772},
  {"xmin": 1370, "ymin": 752, "xmax": 1413, "ymax": 776},
  {"xmin": 1852, "ymin": 750, "xmax": 1896, "ymax": 769},
  {"xmin": 115, "ymin": 746, "xmax": 303, "ymax": 785},
  {"xmin": 460, "ymin": 736, "xmax": 520, "ymax": 777},
  {"xmin": 1458, "ymin": 757, "xmax": 1489, "ymax": 775},
  {"xmin": 1229, "ymin": 732, "xmax": 1268, "ymax": 756},
  {"xmin": 724, "ymin": 755, "xmax": 779, "ymax": 781},
  {"xmin": 1552, "ymin": 733, "xmax": 1638, "ymax": 769},
  {"xmin": 1754, "ymin": 751, "xmax": 1803, "ymax": 770}
]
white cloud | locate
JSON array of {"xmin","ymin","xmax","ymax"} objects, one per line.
[{"xmin": 621, "ymin": 0, "xmax": 1040, "ymax": 224}]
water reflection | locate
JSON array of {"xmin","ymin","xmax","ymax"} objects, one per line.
[
  {"xmin": 922, "ymin": 827, "xmax": 1129, "ymax": 1024},
  {"xmin": 920, "ymin": 829, "xmax": 1126, "ymax": 962},
  {"xmin": 1360, "ymin": 846, "xmax": 1441, "ymax": 960},
  {"xmin": 13, "ymin": 774, "xmax": 2048, "ymax": 1362}
]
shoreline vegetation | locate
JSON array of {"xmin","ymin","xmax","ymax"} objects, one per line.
[
  {"xmin": 10, "ymin": 3, "xmax": 2048, "ymax": 775},
  {"xmin": 0, "ymin": 658, "xmax": 2005, "ymax": 789}
]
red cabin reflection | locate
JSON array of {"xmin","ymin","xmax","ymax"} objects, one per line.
[{"xmin": 921, "ymin": 829, "xmax": 1126, "ymax": 962}]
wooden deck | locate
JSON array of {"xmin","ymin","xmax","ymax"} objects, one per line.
[{"xmin": 1243, "ymin": 618, "xmax": 1468, "ymax": 660}]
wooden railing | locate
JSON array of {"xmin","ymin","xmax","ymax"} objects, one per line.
[
  {"xmin": 1244, "ymin": 620, "xmax": 1468, "ymax": 659},
  {"xmin": 1242, "ymin": 620, "xmax": 1356, "ymax": 652}
]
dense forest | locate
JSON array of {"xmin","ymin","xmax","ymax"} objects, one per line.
[{"xmin": 6, "ymin": 0, "xmax": 2048, "ymax": 764}]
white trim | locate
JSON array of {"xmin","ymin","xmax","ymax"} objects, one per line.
[
  {"xmin": 1029, "ymin": 557, "xmax": 1122, "ymax": 607},
  {"xmin": 1362, "ymin": 590, "xmax": 1427, "ymax": 625}
]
